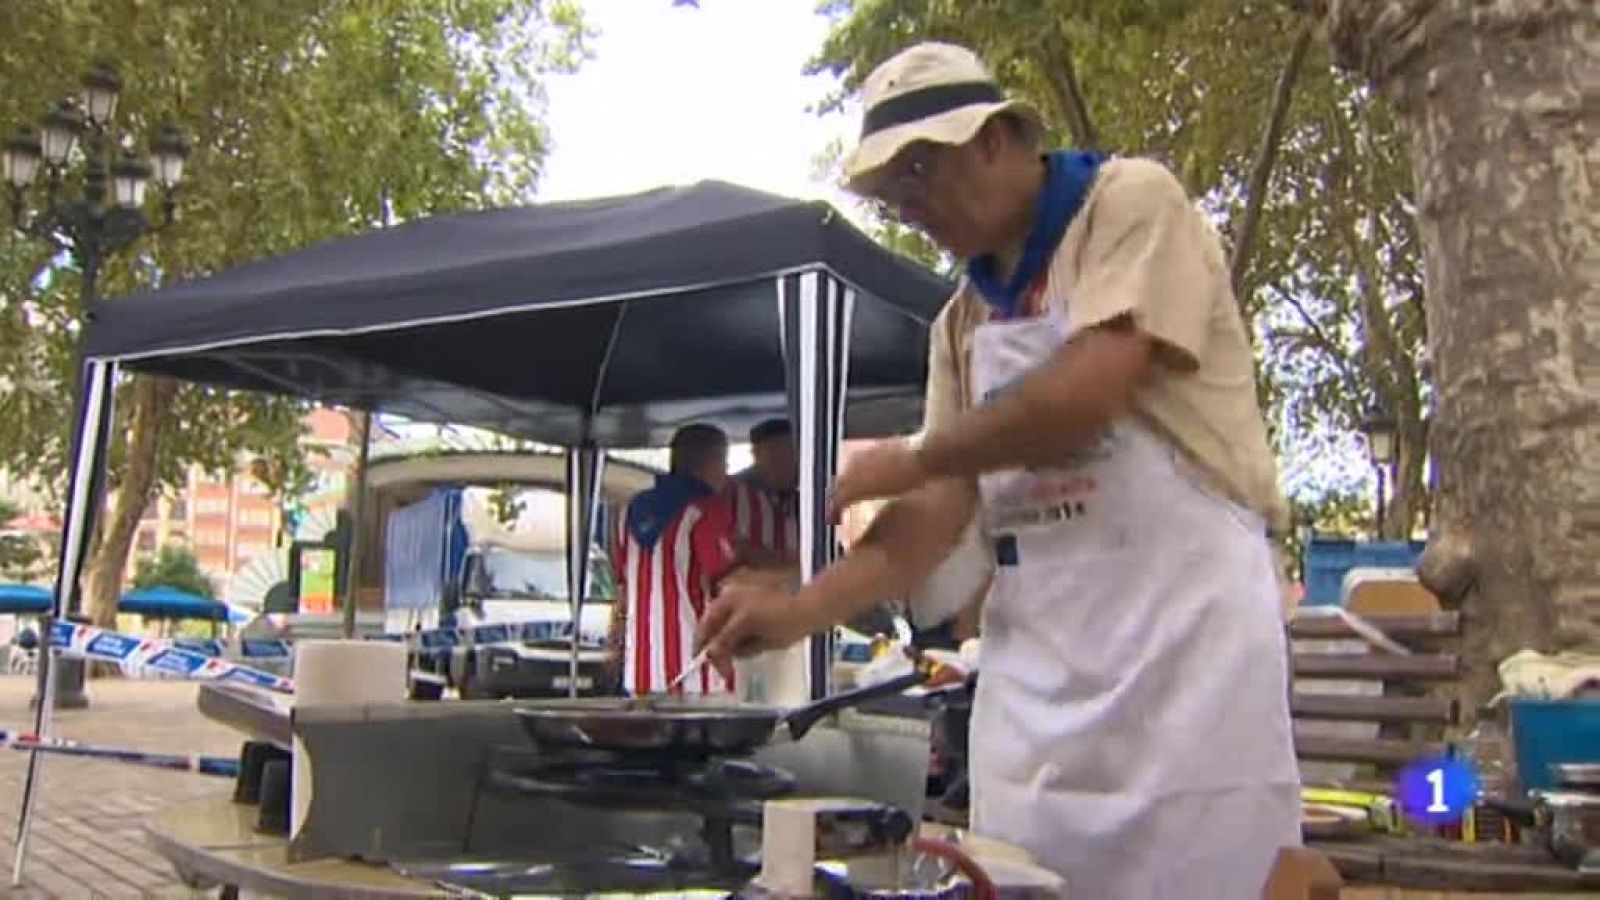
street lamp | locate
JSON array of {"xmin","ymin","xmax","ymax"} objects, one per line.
[
  {"xmin": 4, "ymin": 62, "xmax": 189, "ymax": 306},
  {"xmin": 4, "ymin": 62, "xmax": 190, "ymax": 709},
  {"xmin": 80, "ymin": 60, "xmax": 122, "ymax": 127},
  {"xmin": 37, "ymin": 101, "xmax": 83, "ymax": 166},
  {"xmin": 1, "ymin": 129, "xmax": 43, "ymax": 189},
  {"xmin": 1361, "ymin": 404, "xmax": 1397, "ymax": 540}
]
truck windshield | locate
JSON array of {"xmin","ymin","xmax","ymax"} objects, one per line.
[{"xmin": 479, "ymin": 548, "xmax": 614, "ymax": 602}]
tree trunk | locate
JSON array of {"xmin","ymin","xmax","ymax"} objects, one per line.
[
  {"xmin": 1315, "ymin": 0, "xmax": 1599, "ymax": 714},
  {"xmin": 1384, "ymin": 408, "xmax": 1428, "ymax": 539},
  {"xmin": 81, "ymin": 375, "xmax": 180, "ymax": 660}
]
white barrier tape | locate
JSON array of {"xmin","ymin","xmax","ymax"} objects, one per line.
[
  {"xmin": 49, "ymin": 621, "xmax": 294, "ymax": 694},
  {"xmin": 369, "ymin": 618, "xmax": 610, "ymax": 654},
  {"xmin": 233, "ymin": 617, "xmax": 610, "ymax": 660}
]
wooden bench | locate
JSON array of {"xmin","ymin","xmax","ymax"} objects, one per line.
[{"xmin": 1289, "ymin": 612, "xmax": 1463, "ymax": 785}]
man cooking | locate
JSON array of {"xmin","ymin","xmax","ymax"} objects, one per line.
[
  {"xmin": 609, "ymin": 423, "xmax": 738, "ymax": 695},
  {"xmin": 696, "ymin": 41, "xmax": 1302, "ymax": 898},
  {"xmin": 725, "ymin": 418, "xmax": 800, "ymax": 565}
]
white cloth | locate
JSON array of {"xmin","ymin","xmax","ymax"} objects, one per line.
[
  {"xmin": 964, "ymin": 307, "xmax": 1302, "ymax": 899},
  {"xmin": 383, "ymin": 489, "xmax": 452, "ymax": 611},
  {"xmin": 1494, "ymin": 649, "xmax": 1600, "ymax": 704},
  {"xmin": 904, "ymin": 511, "xmax": 992, "ymax": 629}
]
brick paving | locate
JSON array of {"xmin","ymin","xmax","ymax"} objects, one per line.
[{"xmin": 0, "ymin": 676, "xmax": 240, "ymax": 898}]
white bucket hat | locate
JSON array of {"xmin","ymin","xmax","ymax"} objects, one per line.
[{"xmin": 842, "ymin": 42, "xmax": 1042, "ymax": 195}]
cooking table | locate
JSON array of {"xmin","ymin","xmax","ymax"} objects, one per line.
[
  {"xmin": 152, "ymin": 799, "xmax": 1600, "ymax": 899},
  {"xmin": 145, "ymin": 797, "xmax": 438, "ymax": 899},
  {"xmin": 145, "ymin": 795, "xmax": 1056, "ymax": 898}
]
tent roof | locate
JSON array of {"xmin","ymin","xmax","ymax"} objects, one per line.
[{"xmin": 84, "ymin": 181, "xmax": 952, "ymax": 445}]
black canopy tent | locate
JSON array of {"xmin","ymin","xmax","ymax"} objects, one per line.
[
  {"xmin": 16, "ymin": 181, "xmax": 950, "ymax": 878},
  {"xmin": 83, "ymin": 181, "xmax": 945, "ymax": 444}
]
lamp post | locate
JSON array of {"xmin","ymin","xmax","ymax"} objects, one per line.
[
  {"xmin": 3, "ymin": 61, "xmax": 190, "ymax": 709},
  {"xmin": 1361, "ymin": 404, "xmax": 1397, "ymax": 541},
  {"xmin": 5, "ymin": 62, "xmax": 189, "ymax": 290}
]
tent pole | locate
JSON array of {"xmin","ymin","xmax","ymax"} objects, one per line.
[
  {"xmin": 829, "ymin": 282, "xmax": 856, "ymax": 570},
  {"xmin": 786, "ymin": 270, "xmax": 838, "ymax": 701},
  {"xmin": 585, "ymin": 451, "xmax": 604, "ymax": 691},
  {"xmin": 564, "ymin": 441, "xmax": 604, "ymax": 699},
  {"xmin": 813, "ymin": 274, "xmax": 850, "ymax": 699},
  {"xmin": 566, "ymin": 445, "xmax": 579, "ymax": 699},
  {"xmin": 340, "ymin": 411, "xmax": 374, "ymax": 639},
  {"xmin": 13, "ymin": 359, "xmax": 118, "ymax": 886}
]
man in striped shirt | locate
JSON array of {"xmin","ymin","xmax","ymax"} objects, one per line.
[
  {"xmin": 725, "ymin": 418, "xmax": 799, "ymax": 566},
  {"xmin": 608, "ymin": 424, "xmax": 739, "ymax": 695}
]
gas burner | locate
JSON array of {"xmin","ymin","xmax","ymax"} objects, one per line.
[
  {"xmin": 485, "ymin": 747, "xmax": 795, "ymax": 818},
  {"xmin": 481, "ymin": 745, "xmax": 797, "ymax": 873}
]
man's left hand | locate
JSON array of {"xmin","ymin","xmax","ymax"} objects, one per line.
[{"xmin": 828, "ymin": 439, "xmax": 929, "ymax": 523}]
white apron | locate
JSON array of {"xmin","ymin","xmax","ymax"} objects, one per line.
[{"xmin": 966, "ymin": 307, "xmax": 1302, "ymax": 900}]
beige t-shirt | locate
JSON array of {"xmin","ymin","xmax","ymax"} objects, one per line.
[{"xmin": 923, "ymin": 157, "xmax": 1289, "ymax": 533}]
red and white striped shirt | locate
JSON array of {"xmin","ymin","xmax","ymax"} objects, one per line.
[
  {"xmin": 617, "ymin": 496, "xmax": 737, "ymax": 695},
  {"xmin": 725, "ymin": 473, "xmax": 799, "ymax": 562}
]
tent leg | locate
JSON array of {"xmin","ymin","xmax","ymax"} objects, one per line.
[
  {"xmin": 782, "ymin": 271, "xmax": 847, "ymax": 701},
  {"xmin": 566, "ymin": 442, "xmax": 604, "ymax": 698},
  {"xmin": 817, "ymin": 278, "xmax": 855, "ymax": 685},
  {"xmin": 341, "ymin": 411, "xmax": 375, "ymax": 638},
  {"xmin": 13, "ymin": 359, "xmax": 117, "ymax": 886}
]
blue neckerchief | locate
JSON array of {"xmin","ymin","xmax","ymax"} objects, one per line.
[
  {"xmin": 966, "ymin": 150, "xmax": 1104, "ymax": 319},
  {"xmin": 626, "ymin": 473, "xmax": 714, "ymax": 550}
]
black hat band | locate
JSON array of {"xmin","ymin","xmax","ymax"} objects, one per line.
[{"xmin": 859, "ymin": 81, "xmax": 1007, "ymax": 139}]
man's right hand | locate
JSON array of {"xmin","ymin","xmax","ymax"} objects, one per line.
[
  {"xmin": 696, "ymin": 578, "xmax": 820, "ymax": 682},
  {"xmin": 700, "ymin": 477, "xmax": 979, "ymax": 683}
]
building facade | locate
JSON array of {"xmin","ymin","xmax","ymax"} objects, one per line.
[
  {"xmin": 139, "ymin": 408, "xmax": 358, "ymax": 585},
  {"xmin": 2, "ymin": 409, "xmax": 358, "ymax": 590}
]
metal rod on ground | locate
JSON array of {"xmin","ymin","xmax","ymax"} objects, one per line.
[
  {"xmin": 341, "ymin": 410, "xmax": 374, "ymax": 639},
  {"xmin": 0, "ymin": 730, "xmax": 238, "ymax": 778},
  {"xmin": 10, "ymin": 643, "xmax": 62, "ymax": 885}
]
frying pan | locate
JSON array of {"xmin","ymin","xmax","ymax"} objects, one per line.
[{"xmin": 515, "ymin": 662, "xmax": 933, "ymax": 757}]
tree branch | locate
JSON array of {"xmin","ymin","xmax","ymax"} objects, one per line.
[
  {"xmin": 1039, "ymin": 23, "xmax": 1099, "ymax": 151},
  {"xmin": 1229, "ymin": 21, "xmax": 1315, "ymax": 304},
  {"xmin": 1265, "ymin": 281, "xmax": 1368, "ymax": 403}
]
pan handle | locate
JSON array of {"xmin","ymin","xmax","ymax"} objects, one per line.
[{"xmin": 781, "ymin": 667, "xmax": 930, "ymax": 742}]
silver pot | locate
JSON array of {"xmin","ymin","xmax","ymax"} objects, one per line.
[{"xmin": 1531, "ymin": 791, "xmax": 1600, "ymax": 871}]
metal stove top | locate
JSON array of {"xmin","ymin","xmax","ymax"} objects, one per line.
[
  {"xmin": 395, "ymin": 853, "xmax": 752, "ymax": 897},
  {"xmin": 403, "ymin": 746, "xmax": 919, "ymax": 897},
  {"xmin": 286, "ymin": 698, "xmax": 932, "ymax": 868}
]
